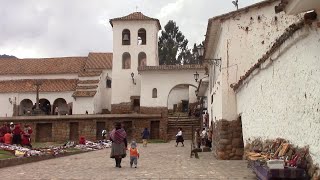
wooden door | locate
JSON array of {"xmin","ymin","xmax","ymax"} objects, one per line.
[
  {"xmin": 69, "ymin": 122, "xmax": 79, "ymax": 141},
  {"xmin": 36, "ymin": 123, "xmax": 52, "ymax": 142},
  {"xmin": 150, "ymin": 121, "xmax": 160, "ymax": 139}
]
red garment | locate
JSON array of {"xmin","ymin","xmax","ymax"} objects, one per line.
[
  {"xmin": 4, "ymin": 133, "xmax": 12, "ymax": 144},
  {"xmin": 129, "ymin": 148, "xmax": 139, "ymax": 157},
  {"xmin": 12, "ymin": 125, "xmax": 22, "ymax": 135},
  {"xmin": 110, "ymin": 128, "xmax": 127, "ymax": 144},
  {"xmin": 79, "ymin": 137, "xmax": 86, "ymax": 145},
  {"xmin": 22, "ymin": 135, "xmax": 30, "ymax": 146}
]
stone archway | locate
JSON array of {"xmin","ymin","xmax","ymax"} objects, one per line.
[
  {"xmin": 53, "ymin": 98, "xmax": 68, "ymax": 115},
  {"xmin": 19, "ymin": 99, "xmax": 33, "ymax": 115},
  {"xmin": 39, "ymin": 99, "xmax": 51, "ymax": 115},
  {"xmin": 167, "ymin": 84, "xmax": 197, "ymax": 115}
]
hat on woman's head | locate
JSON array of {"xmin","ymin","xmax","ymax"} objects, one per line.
[
  {"xmin": 10, "ymin": 122, "xmax": 14, "ymax": 125},
  {"xmin": 131, "ymin": 141, "xmax": 137, "ymax": 148}
]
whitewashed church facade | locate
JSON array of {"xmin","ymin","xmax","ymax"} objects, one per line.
[{"xmin": 0, "ymin": 12, "xmax": 205, "ymax": 117}]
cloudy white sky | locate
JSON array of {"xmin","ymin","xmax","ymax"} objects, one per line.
[{"xmin": 0, "ymin": 0, "xmax": 263, "ymax": 58}]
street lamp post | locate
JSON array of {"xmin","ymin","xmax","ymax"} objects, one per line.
[{"xmin": 197, "ymin": 45, "xmax": 222, "ymax": 71}]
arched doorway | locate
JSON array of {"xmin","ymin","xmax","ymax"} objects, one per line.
[
  {"xmin": 19, "ymin": 99, "xmax": 33, "ymax": 115},
  {"xmin": 53, "ymin": 98, "xmax": 68, "ymax": 115},
  {"xmin": 39, "ymin": 99, "xmax": 51, "ymax": 115},
  {"xmin": 167, "ymin": 84, "xmax": 197, "ymax": 115}
]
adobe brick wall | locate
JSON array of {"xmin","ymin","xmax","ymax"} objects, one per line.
[
  {"xmin": 111, "ymin": 103, "xmax": 132, "ymax": 114},
  {"xmin": 212, "ymin": 118, "xmax": 244, "ymax": 160}
]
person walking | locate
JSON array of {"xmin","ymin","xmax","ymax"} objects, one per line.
[
  {"xmin": 109, "ymin": 122, "xmax": 127, "ymax": 168},
  {"xmin": 129, "ymin": 141, "xmax": 140, "ymax": 168},
  {"xmin": 141, "ymin": 128, "xmax": 150, "ymax": 147},
  {"xmin": 175, "ymin": 127, "xmax": 184, "ymax": 147}
]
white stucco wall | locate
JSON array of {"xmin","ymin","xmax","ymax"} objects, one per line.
[
  {"xmin": 236, "ymin": 28, "xmax": 320, "ymax": 165},
  {"xmin": 73, "ymin": 97, "xmax": 94, "ymax": 114},
  {"xmin": 168, "ymin": 87, "xmax": 188, "ymax": 110},
  {"xmin": 0, "ymin": 92, "xmax": 74, "ymax": 117},
  {"xmin": 207, "ymin": 1, "xmax": 302, "ymax": 121},
  {"xmin": 140, "ymin": 70, "xmax": 205, "ymax": 107},
  {"xmin": 111, "ymin": 20, "xmax": 159, "ymax": 105},
  {"xmin": 189, "ymin": 86, "xmax": 197, "ymax": 104},
  {"xmin": 100, "ymin": 70, "xmax": 112, "ymax": 111}
]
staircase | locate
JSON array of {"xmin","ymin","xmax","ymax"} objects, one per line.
[{"xmin": 167, "ymin": 115, "xmax": 201, "ymax": 140}]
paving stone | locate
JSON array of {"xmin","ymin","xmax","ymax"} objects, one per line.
[{"xmin": 0, "ymin": 141, "xmax": 255, "ymax": 179}]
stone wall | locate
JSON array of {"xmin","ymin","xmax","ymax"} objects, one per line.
[
  {"xmin": 0, "ymin": 114, "xmax": 164, "ymax": 143},
  {"xmin": 212, "ymin": 118, "xmax": 244, "ymax": 160},
  {"xmin": 140, "ymin": 106, "xmax": 168, "ymax": 141},
  {"xmin": 111, "ymin": 102, "xmax": 132, "ymax": 114}
]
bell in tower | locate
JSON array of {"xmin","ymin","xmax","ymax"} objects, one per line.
[{"xmin": 122, "ymin": 29, "xmax": 130, "ymax": 45}]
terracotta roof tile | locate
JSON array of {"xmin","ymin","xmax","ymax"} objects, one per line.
[
  {"xmin": 72, "ymin": 91, "xmax": 96, "ymax": 97},
  {"xmin": 110, "ymin": 12, "xmax": 161, "ymax": 30},
  {"xmin": 0, "ymin": 57, "xmax": 87, "ymax": 75},
  {"xmin": 138, "ymin": 64, "xmax": 205, "ymax": 71},
  {"xmin": 78, "ymin": 71, "xmax": 102, "ymax": 77},
  {"xmin": 85, "ymin": 53, "xmax": 112, "ymax": 70},
  {"xmin": 76, "ymin": 85, "xmax": 98, "ymax": 90},
  {"xmin": 0, "ymin": 79, "xmax": 77, "ymax": 93},
  {"xmin": 78, "ymin": 80, "xmax": 100, "ymax": 84}
]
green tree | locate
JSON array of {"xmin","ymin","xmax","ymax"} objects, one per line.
[{"xmin": 158, "ymin": 20, "xmax": 189, "ymax": 65}]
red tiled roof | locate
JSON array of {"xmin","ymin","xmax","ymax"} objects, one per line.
[
  {"xmin": 138, "ymin": 64, "xmax": 205, "ymax": 71},
  {"xmin": 78, "ymin": 80, "xmax": 100, "ymax": 84},
  {"xmin": 0, "ymin": 57, "xmax": 87, "ymax": 75},
  {"xmin": 78, "ymin": 71, "xmax": 102, "ymax": 77},
  {"xmin": 0, "ymin": 79, "xmax": 78, "ymax": 93},
  {"xmin": 76, "ymin": 85, "xmax": 98, "ymax": 90},
  {"xmin": 110, "ymin": 12, "xmax": 161, "ymax": 30},
  {"xmin": 72, "ymin": 91, "xmax": 96, "ymax": 97},
  {"xmin": 85, "ymin": 53, "xmax": 112, "ymax": 70}
]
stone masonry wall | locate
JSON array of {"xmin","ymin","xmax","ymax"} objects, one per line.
[
  {"xmin": 0, "ymin": 114, "xmax": 164, "ymax": 143},
  {"xmin": 111, "ymin": 102, "xmax": 132, "ymax": 114},
  {"xmin": 212, "ymin": 118, "xmax": 244, "ymax": 160},
  {"xmin": 140, "ymin": 106, "xmax": 168, "ymax": 141}
]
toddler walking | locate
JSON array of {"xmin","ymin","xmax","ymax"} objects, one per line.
[{"xmin": 129, "ymin": 141, "xmax": 140, "ymax": 168}]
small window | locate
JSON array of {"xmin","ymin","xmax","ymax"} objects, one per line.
[
  {"xmin": 122, "ymin": 29, "xmax": 130, "ymax": 45},
  {"xmin": 138, "ymin": 28, "xmax": 146, "ymax": 45},
  {"xmin": 138, "ymin": 52, "xmax": 147, "ymax": 67},
  {"xmin": 106, "ymin": 79, "xmax": 111, "ymax": 88},
  {"xmin": 122, "ymin": 52, "xmax": 131, "ymax": 69},
  {"xmin": 152, "ymin": 88, "xmax": 157, "ymax": 98}
]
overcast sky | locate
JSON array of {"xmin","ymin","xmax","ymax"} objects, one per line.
[{"xmin": 0, "ymin": 0, "xmax": 263, "ymax": 58}]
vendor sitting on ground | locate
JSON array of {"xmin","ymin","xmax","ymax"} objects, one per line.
[
  {"xmin": 4, "ymin": 132, "xmax": 12, "ymax": 144},
  {"xmin": 79, "ymin": 136, "xmax": 86, "ymax": 145},
  {"xmin": 22, "ymin": 124, "xmax": 33, "ymax": 148}
]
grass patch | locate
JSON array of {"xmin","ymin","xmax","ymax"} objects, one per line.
[{"xmin": 0, "ymin": 150, "xmax": 15, "ymax": 160}]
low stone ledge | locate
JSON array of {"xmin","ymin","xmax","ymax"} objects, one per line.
[{"xmin": 0, "ymin": 150, "xmax": 90, "ymax": 169}]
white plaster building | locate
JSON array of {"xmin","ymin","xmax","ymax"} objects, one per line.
[
  {"xmin": 0, "ymin": 12, "xmax": 205, "ymax": 117},
  {"xmin": 202, "ymin": 0, "xmax": 320, "ymax": 163}
]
